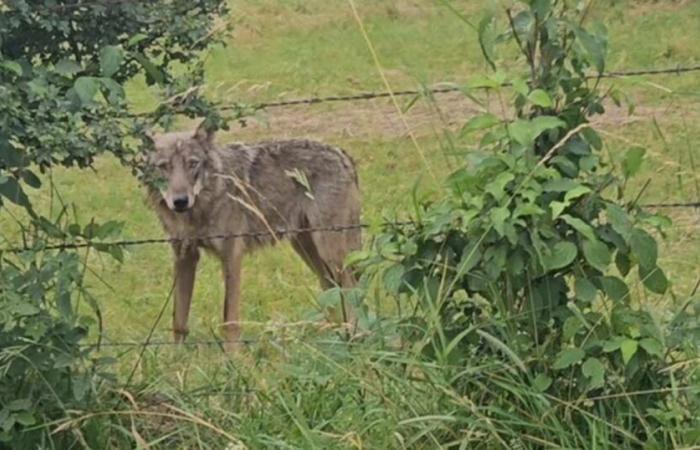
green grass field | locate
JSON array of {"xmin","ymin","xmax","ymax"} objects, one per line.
[
  {"xmin": 4, "ymin": 0, "xmax": 699, "ymax": 389},
  {"xmin": 66, "ymin": 1, "xmax": 700, "ymax": 340}
]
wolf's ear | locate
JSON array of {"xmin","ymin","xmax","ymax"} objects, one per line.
[{"xmin": 194, "ymin": 120, "xmax": 216, "ymax": 147}]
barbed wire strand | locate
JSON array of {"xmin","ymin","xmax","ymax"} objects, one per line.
[
  {"xmin": 2, "ymin": 199, "xmax": 699, "ymax": 254},
  {"xmin": 229, "ymin": 65, "xmax": 700, "ymax": 111}
]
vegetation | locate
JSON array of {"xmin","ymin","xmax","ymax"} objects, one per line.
[
  {"xmin": 0, "ymin": 0, "xmax": 698, "ymax": 448},
  {"xmin": 0, "ymin": 0, "xmax": 226, "ymax": 446}
]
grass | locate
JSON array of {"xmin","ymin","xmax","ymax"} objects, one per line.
[{"xmin": 3, "ymin": 0, "xmax": 700, "ymax": 447}]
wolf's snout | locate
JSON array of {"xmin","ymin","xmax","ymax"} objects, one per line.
[{"xmin": 173, "ymin": 195, "xmax": 190, "ymax": 212}]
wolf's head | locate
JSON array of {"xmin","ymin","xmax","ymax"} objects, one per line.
[{"xmin": 147, "ymin": 122, "xmax": 216, "ymax": 213}]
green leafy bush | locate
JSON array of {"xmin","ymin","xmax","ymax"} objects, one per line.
[
  {"xmin": 354, "ymin": 1, "xmax": 700, "ymax": 446},
  {"xmin": 0, "ymin": 1, "xmax": 227, "ymax": 446}
]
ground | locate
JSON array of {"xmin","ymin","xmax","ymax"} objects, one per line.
[{"xmin": 4, "ymin": 0, "xmax": 699, "ymax": 363}]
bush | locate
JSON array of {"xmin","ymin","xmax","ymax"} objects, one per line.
[
  {"xmin": 0, "ymin": 1, "xmax": 227, "ymax": 446},
  {"xmin": 353, "ymin": 1, "xmax": 700, "ymax": 447}
]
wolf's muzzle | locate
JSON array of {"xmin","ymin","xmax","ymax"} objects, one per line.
[{"xmin": 173, "ymin": 195, "xmax": 190, "ymax": 212}]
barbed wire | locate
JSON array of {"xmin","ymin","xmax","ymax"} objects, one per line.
[
  {"xmin": 2, "ymin": 199, "xmax": 698, "ymax": 254},
  {"xmin": 222, "ymin": 64, "xmax": 700, "ymax": 112},
  {"xmin": 1, "ymin": 221, "xmax": 414, "ymax": 254}
]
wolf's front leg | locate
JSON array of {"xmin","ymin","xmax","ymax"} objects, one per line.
[
  {"xmin": 222, "ymin": 243, "xmax": 244, "ymax": 351},
  {"xmin": 172, "ymin": 244, "xmax": 200, "ymax": 344}
]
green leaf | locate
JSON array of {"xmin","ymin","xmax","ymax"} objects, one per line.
[
  {"xmin": 606, "ymin": 204, "xmax": 632, "ymax": 239},
  {"xmin": 620, "ymin": 339, "xmax": 638, "ymax": 365},
  {"xmin": 477, "ymin": 14, "xmax": 497, "ymax": 70},
  {"xmin": 622, "ymin": 147, "xmax": 645, "ymax": 178},
  {"xmin": 490, "ymin": 207, "xmax": 510, "ymax": 236},
  {"xmin": 318, "ymin": 287, "xmax": 342, "ymax": 308},
  {"xmin": 582, "ymin": 357, "xmax": 605, "ymax": 389},
  {"xmin": 485, "ymin": 172, "xmax": 514, "ymax": 201},
  {"xmin": 543, "ymin": 178, "xmax": 580, "ymax": 192},
  {"xmin": 639, "ymin": 264, "xmax": 668, "ymax": 294},
  {"xmin": 582, "ymin": 239, "xmax": 611, "ymax": 272},
  {"xmin": 0, "ymin": 177, "xmax": 30, "ymax": 208},
  {"xmin": 639, "ymin": 338, "xmax": 663, "ymax": 357},
  {"xmin": 528, "ymin": 89, "xmax": 553, "ymax": 107},
  {"xmin": 575, "ymin": 278, "xmax": 597, "ymax": 303},
  {"xmin": 20, "ymin": 170, "xmax": 41, "ymax": 189},
  {"xmin": 1, "ymin": 60, "xmax": 23, "ymax": 75},
  {"xmin": 74, "ymin": 77, "xmax": 101, "ymax": 106},
  {"xmin": 560, "ymin": 215, "xmax": 596, "ymax": 241},
  {"xmin": 461, "ymin": 114, "xmax": 501, "ymax": 135},
  {"xmin": 100, "ymin": 46, "xmax": 123, "ymax": 77},
  {"xmin": 458, "ymin": 242, "xmax": 482, "ymax": 275},
  {"xmin": 552, "ymin": 348, "xmax": 585, "ymax": 369},
  {"xmin": 630, "ymin": 228, "xmax": 657, "ymax": 269},
  {"xmin": 509, "ymin": 116, "xmax": 565, "ymax": 146},
  {"xmin": 344, "ymin": 250, "xmax": 371, "ymax": 269},
  {"xmin": 532, "ymin": 374, "xmax": 552, "ymax": 392},
  {"xmin": 550, "ymin": 201, "xmax": 567, "ymax": 220},
  {"xmin": 545, "ymin": 241, "xmax": 577, "ymax": 271},
  {"xmin": 600, "ymin": 276, "xmax": 630, "ymax": 302},
  {"xmin": 563, "ymin": 316, "xmax": 583, "ymax": 342},
  {"xmin": 383, "ymin": 264, "xmax": 405, "ymax": 293},
  {"xmin": 573, "ymin": 25, "xmax": 607, "ymax": 72},
  {"xmin": 132, "ymin": 51, "xmax": 166, "ymax": 85},
  {"xmin": 55, "ymin": 58, "xmax": 81, "ymax": 76},
  {"xmin": 564, "ymin": 185, "xmax": 591, "ymax": 203}
]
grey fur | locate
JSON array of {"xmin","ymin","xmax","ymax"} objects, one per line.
[{"xmin": 145, "ymin": 123, "xmax": 361, "ymax": 349}]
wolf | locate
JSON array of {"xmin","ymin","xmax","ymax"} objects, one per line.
[{"xmin": 145, "ymin": 122, "xmax": 361, "ymax": 349}]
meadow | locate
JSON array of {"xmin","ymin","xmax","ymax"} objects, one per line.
[{"xmin": 3, "ymin": 0, "xmax": 699, "ymax": 447}]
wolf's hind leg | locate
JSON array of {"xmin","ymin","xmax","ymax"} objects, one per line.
[{"xmin": 222, "ymin": 242, "xmax": 244, "ymax": 351}]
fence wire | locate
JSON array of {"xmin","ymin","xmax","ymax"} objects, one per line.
[{"xmin": 3, "ymin": 201, "xmax": 699, "ymax": 254}]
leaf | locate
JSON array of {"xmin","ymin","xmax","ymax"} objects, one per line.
[
  {"xmin": 20, "ymin": 170, "xmax": 41, "ymax": 189},
  {"xmin": 639, "ymin": 264, "xmax": 668, "ymax": 294},
  {"xmin": 477, "ymin": 14, "xmax": 497, "ymax": 70},
  {"xmin": 639, "ymin": 338, "xmax": 663, "ymax": 357},
  {"xmin": 563, "ymin": 316, "xmax": 583, "ymax": 342},
  {"xmin": 461, "ymin": 114, "xmax": 501, "ymax": 135},
  {"xmin": 383, "ymin": 264, "xmax": 405, "ymax": 293},
  {"xmin": 606, "ymin": 204, "xmax": 632, "ymax": 239},
  {"xmin": 484, "ymin": 172, "xmax": 514, "ymax": 201},
  {"xmin": 600, "ymin": 276, "xmax": 630, "ymax": 302},
  {"xmin": 564, "ymin": 185, "xmax": 591, "ymax": 203},
  {"xmin": 458, "ymin": 242, "xmax": 482, "ymax": 275},
  {"xmin": 490, "ymin": 207, "xmax": 510, "ymax": 236},
  {"xmin": 73, "ymin": 77, "xmax": 101, "ymax": 106},
  {"xmin": 573, "ymin": 25, "xmax": 607, "ymax": 73},
  {"xmin": 318, "ymin": 287, "xmax": 342, "ymax": 308},
  {"xmin": 575, "ymin": 278, "xmax": 597, "ymax": 303},
  {"xmin": 528, "ymin": 89, "xmax": 553, "ymax": 107},
  {"xmin": 55, "ymin": 58, "xmax": 81, "ymax": 76},
  {"xmin": 543, "ymin": 178, "xmax": 580, "ymax": 192},
  {"xmin": 0, "ymin": 177, "xmax": 30, "ymax": 208},
  {"xmin": 552, "ymin": 348, "xmax": 585, "ymax": 370},
  {"xmin": 1, "ymin": 60, "xmax": 23, "ymax": 75},
  {"xmin": 132, "ymin": 52, "xmax": 167, "ymax": 85},
  {"xmin": 620, "ymin": 339, "xmax": 638, "ymax": 365},
  {"xmin": 546, "ymin": 241, "xmax": 577, "ymax": 271},
  {"xmin": 622, "ymin": 146, "xmax": 645, "ymax": 178},
  {"xmin": 344, "ymin": 250, "xmax": 371, "ymax": 269},
  {"xmin": 630, "ymin": 228, "xmax": 657, "ymax": 269},
  {"xmin": 560, "ymin": 215, "xmax": 596, "ymax": 241},
  {"xmin": 582, "ymin": 357, "xmax": 605, "ymax": 389},
  {"xmin": 532, "ymin": 374, "xmax": 552, "ymax": 392},
  {"xmin": 509, "ymin": 116, "xmax": 565, "ymax": 146},
  {"xmin": 582, "ymin": 239, "xmax": 611, "ymax": 272},
  {"xmin": 100, "ymin": 45, "xmax": 124, "ymax": 77},
  {"xmin": 550, "ymin": 201, "xmax": 567, "ymax": 220}
]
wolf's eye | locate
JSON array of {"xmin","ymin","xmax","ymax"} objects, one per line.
[
  {"xmin": 156, "ymin": 161, "xmax": 169, "ymax": 170},
  {"xmin": 188, "ymin": 159, "xmax": 200, "ymax": 169}
]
